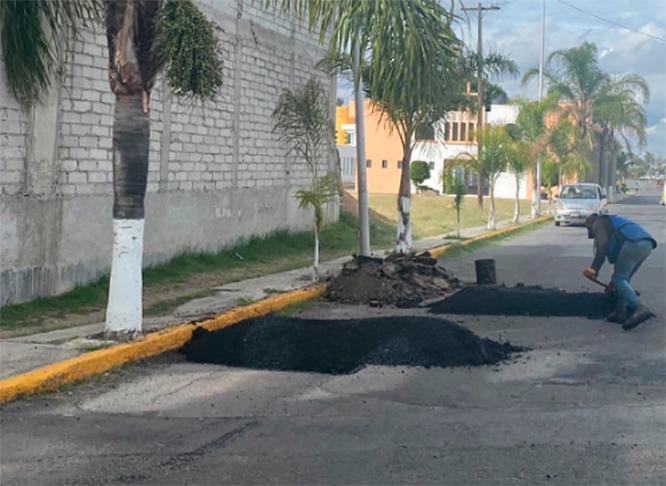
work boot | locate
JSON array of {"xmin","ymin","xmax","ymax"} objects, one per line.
[
  {"xmin": 622, "ymin": 305, "xmax": 655, "ymax": 331},
  {"xmin": 607, "ymin": 304, "xmax": 629, "ymax": 324}
]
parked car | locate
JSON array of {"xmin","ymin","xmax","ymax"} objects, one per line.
[{"xmin": 553, "ymin": 183, "xmax": 607, "ymax": 226}]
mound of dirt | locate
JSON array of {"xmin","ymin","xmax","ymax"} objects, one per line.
[
  {"xmin": 181, "ymin": 315, "xmax": 523, "ymax": 375},
  {"xmin": 429, "ymin": 285, "xmax": 615, "ymax": 319},
  {"xmin": 324, "ymin": 252, "xmax": 460, "ymax": 307}
]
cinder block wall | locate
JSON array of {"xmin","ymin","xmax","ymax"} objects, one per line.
[{"xmin": 0, "ymin": 0, "xmax": 338, "ymax": 305}]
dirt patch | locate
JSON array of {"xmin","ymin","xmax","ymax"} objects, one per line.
[
  {"xmin": 429, "ymin": 285, "xmax": 614, "ymax": 319},
  {"xmin": 324, "ymin": 252, "xmax": 460, "ymax": 307},
  {"xmin": 180, "ymin": 315, "xmax": 523, "ymax": 374}
]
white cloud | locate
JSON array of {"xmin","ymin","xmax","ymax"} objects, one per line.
[{"xmin": 646, "ymin": 119, "xmax": 666, "ymax": 155}]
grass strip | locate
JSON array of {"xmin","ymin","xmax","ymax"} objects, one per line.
[
  {"xmin": 438, "ymin": 218, "xmax": 552, "ymax": 261},
  {"xmin": 0, "ymin": 212, "xmax": 394, "ymax": 332}
]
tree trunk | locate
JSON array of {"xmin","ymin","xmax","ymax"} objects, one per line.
[
  {"xmin": 396, "ymin": 144, "xmax": 413, "ymax": 253},
  {"xmin": 597, "ymin": 132, "xmax": 605, "ymax": 187},
  {"xmin": 477, "ymin": 173, "xmax": 484, "ymax": 208},
  {"xmin": 313, "ymin": 225, "xmax": 320, "ymax": 281},
  {"xmin": 456, "ymin": 208, "xmax": 461, "ymax": 238},
  {"xmin": 512, "ymin": 174, "xmax": 520, "ymax": 223},
  {"xmin": 486, "ymin": 179, "xmax": 496, "ymax": 230},
  {"xmin": 105, "ymin": 92, "xmax": 150, "ymax": 335}
]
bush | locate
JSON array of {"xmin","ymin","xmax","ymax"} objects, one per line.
[{"xmin": 410, "ymin": 161, "xmax": 431, "ymax": 186}]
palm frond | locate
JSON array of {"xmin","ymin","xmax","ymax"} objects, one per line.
[
  {"xmin": 154, "ymin": 0, "xmax": 224, "ymax": 100},
  {"xmin": 0, "ymin": 0, "xmax": 101, "ymax": 105}
]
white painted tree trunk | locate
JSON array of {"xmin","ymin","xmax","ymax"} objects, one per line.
[
  {"xmin": 105, "ymin": 219, "xmax": 144, "ymax": 335},
  {"xmin": 487, "ymin": 182, "xmax": 496, "ymax": 230},
  {"xmin": 513, "ymin": 176, "xmax": 521, "ymax": 223},
  {"xmin": 396, "ymin": 196, "xmax": 413, "ymax": 253},
  {"xmin": 456, "ymin": 209, "xmax": 461, "ymax": 238},
  {"xmin": 313, "ymin": 228, "xmax": 320, "ymax": 281}
]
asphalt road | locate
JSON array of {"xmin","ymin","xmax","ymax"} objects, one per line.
[{"xmin": 1, "ymin": 191, "xmax": 664, "ymax": 485}]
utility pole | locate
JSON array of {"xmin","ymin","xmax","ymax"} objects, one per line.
[
  {"xmin": 352, "ymin": 35, "xmax": 371, "ymax": 256},
  {"xmin": 533, "ymin": 0, "xmax": 546, "ymax": 217},
  {"xmin": 462, "ymin": 3, "xmax": 500, "ymax": 209}
]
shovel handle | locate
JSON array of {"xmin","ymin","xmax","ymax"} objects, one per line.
[{"xmin": 584, "ymin": 273, "xmax": 611, "ymax": 291}]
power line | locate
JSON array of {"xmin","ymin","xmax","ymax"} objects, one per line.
[{"xmin": 556, "ymin": 0, "xmax": 666, "ymax": 43}]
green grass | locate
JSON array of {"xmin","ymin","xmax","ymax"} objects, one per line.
[
  {"xmin": 438, "ymin": 218, "xmax": 552, "ymax": 261},
  {"xmin": 0, "ymin": 212, "xmax": 395, "ymax": 333},
  {"xmin": 368, "ymin": 193, "xmax": 533, "ymax": 239}
]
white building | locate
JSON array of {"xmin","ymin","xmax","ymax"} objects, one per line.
[{"xmin": 411, "ymin": 104, "xmax": 529, "ymax": 200}]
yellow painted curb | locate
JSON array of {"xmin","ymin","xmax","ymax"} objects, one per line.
[
  {"xmin": 0, "ymin": 284, "xmax": 326, "ymax": 405},
  {"xmin": 429, "ymin": 215, "xmax": 552, "ymax": 258}
]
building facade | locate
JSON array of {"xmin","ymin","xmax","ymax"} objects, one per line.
[
  {"xmin": 0, "ymin": 0, "xmax": 337, "ymax": 305},
  {"xmin": 336, "ymin": 100, "xmax": 534, "ymax": 200}
]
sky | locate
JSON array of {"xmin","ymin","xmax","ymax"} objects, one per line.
[
  {"xmin": 468, "ymin": 0, "xmax": 666, "ymax": 157},
  {"xmin": 339, "ymin": 0, "xmax": 666, "ymax": 157}
]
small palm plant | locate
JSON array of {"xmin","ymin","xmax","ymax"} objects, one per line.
[
  {"xmin": 452, "ymin": 172, "xmax": 466, "ymax": 238},
  {"xmin": 272, "ymin": 78, "xmax": 335, "ymax": 280}
]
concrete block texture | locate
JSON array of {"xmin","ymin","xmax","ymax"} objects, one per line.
[{"xmin": 0, "ymin": 0, "xmax": 337, "ymax": 305}]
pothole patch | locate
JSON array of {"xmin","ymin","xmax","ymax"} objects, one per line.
[
  {"xmin": 181, "ymin": 315, "xmax": 524, "ymax": 375},
  {"xmin": 428, "ymin": 285, "xmax": 614, "ymax": 319}
]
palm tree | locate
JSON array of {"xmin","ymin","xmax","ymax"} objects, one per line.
[
  {"xmin": 455, "ymin": 125, "xmax": 511, "ymax": 230},
  {"xmin": 510, "ymin": 95, "xmax": 558, "ymax": 211},
  {"xmin": 593, "ymin": 75, "xmax": 649, "ymax": 197},
  {"xmin": 505, "ymin": 137, "xmax": 530, "ymax": 223},
  {"xmin": 546, "ymin": 118, "xmax": 589, "ymax": 183},
  {"xmin": 272, "ymin": 78, "xmax": 337, "ymax": 280},
  {"xmin": 461, "ymin": 51, "xmax": 519, "ymax": 208},
  {"xmin": 523, "ymin": 42, "xmax": 649, "ymax": 195},
  {"xmin": 2, "ymin": 0, "xmax": 224, "ymax": 335},
  {"xmin": 268, "ymin": 0, "xmax": 459, "ymax": 255}
]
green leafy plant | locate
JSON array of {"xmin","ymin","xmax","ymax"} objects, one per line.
[{"xmin": 409, "ymin": 161, "xmax": 431, "ymax": 190}]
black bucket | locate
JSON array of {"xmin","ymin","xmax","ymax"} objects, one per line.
[{"xmin": 475, "ymin": 259, "xmax": 496, "ymax": 285}]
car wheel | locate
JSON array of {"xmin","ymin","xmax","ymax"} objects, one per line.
[{"xmin": 555, "ymin": 221, "xmax": 561, "ymax": 226}]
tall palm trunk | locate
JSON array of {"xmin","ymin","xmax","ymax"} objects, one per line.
[
  {"xmin": 396, "ymin": 143, "xmax": 413, "ymax": 253},
  {"xmin": 486, "ymin": 178, "xmax": 496, "ymax": 230},
  {"xmin": 512, "ymin": 174, "xmax": 521, "ymax": 223},
  {"xmin": 477, "ymin": 175, "xmax": 484, "ymax": 208},
  {"xmin": 105, "ymin": 93, "xmax": 150, "ymax": 333},
  {"xmin": 104, "ymin": 0, "xmax": 161, "ymax": 335}
]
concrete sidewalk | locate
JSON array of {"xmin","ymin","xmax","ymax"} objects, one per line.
[{"xmin": 0, "ymin": 217, "xmax": 529, "ymax": 381}]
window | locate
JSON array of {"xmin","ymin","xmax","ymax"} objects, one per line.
[
  {"xmin": 444, "ymin": 123, "xmax": 451, "ymax": 142},
  {"xmin": 452, "ymin": 123, "xmax": 459, "ymax": 141},
  {"xmin": 397, "ymin": 160, "xmax": 403, "ymax": 169},
  {"xmin": 381, "ymin": 160, "xmax": 388, "ymax": 168},
  {"xmin": 428, "ymin": 162, "xmax": 435, "ymax": 170},
  {"xmin": 366, "ymin": 159, "xmax": 372, "ymax": 168},
  {"xmin": 460, "ymin": 122, "xmax": 467, "ymax": 141},
  {"xmin": 415, "ymin": 124, "xmax": 435, "ymax": 141},
  {"xmin": 345, "ymin": 133, "xmax": 352, "ymax": 144}
]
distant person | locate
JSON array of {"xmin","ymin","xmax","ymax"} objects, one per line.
[{"xmin": 584, "ymin": 214, "xmax": 657, "ymax": 330}]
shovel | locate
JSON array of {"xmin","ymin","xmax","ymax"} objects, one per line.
[{"xmin": 584, "ymin": 273, "xmax": 611, "ymax": 292}]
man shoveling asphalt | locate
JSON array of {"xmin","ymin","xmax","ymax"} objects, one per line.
[{"xmin": 584, "ymin": 214, "xmax": 657, "ymax": 330}]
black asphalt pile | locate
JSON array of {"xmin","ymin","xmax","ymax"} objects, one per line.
[
  {"xmin": 429, "ymin": 285, "xmax": 614, "ymax": 319},
  {"xmin": 181, "ymin": 315, "xmax": 522, "ymax": 374},
  {"xmin": 324, "ymin": 252, "xmax": 460, "ymax": 307}
]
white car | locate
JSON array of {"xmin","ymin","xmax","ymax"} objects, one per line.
[{"xmin": 553, "ymin": 183, "xmax": 608, "ymax": 226}]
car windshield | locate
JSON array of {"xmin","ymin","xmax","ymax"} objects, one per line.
[{"xmin": 560, "ymin": 186, "xmax": 597, "ymax": 199}]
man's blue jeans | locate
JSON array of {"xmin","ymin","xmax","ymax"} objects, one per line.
[{"xmin": 611, "ymin": 239, "xmax": 653, "ymax": 310}]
